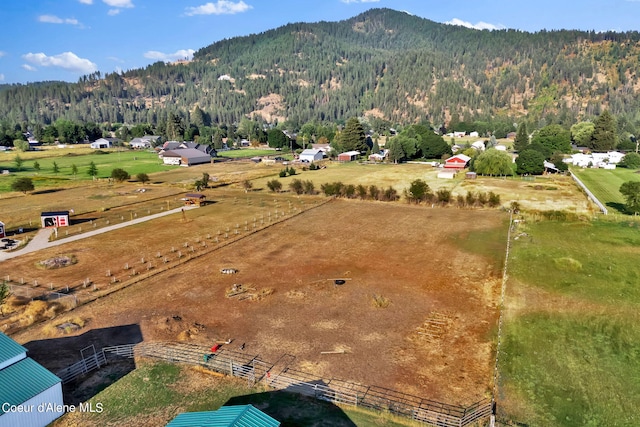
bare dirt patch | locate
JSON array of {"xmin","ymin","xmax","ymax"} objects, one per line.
[{"xmin": 13, "ymin": 200, "xmax": 506, "ymax": 406}]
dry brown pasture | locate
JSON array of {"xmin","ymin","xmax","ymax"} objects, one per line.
[{"xmin": 10, "ymin": 198, "xmax": 507, "ymax": 407}]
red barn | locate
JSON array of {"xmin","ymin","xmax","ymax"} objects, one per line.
[{"xmin": 444, "ymin": 154, "xmax": 471, "ymax": 169}]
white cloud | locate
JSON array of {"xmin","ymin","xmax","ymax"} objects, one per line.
[
  {"xmin": 0, "ymin": 74, "xmax": 4, "ymax": 81},
  {"xmin": 79, "ymin": 0, "xmax": 93, "ymax": 4},
  {"xmin": 22, "ymin": 64, "xmax": 37, "ymax": 71},
  {"xmin": 0, "ymin": 51, "xmax": 6, "ymax": 58},
  {"xmin": 22, "ymin": 51, "xmax": 98, "ymax": 74},
  {"xmin": 144, "ymin": 49, "xmax": 195, "ymax": 62},
  {"xmin": 108, "ymin": 56, "xmax": 125, "ymax": 63},
  {"xmin": 38, "ymin": 15, "xmax": 81, "ymax": 26},
  {"xmin": 340, "ymin": 0, "xmax": 380, "ymax": 3},
  {"xmin": 445, "ymin": 18, "xmax": 505, "ymax": 31},
  {"xmin": 107, "ymin": 9, "xmax": 121, "ymax": 15},
  {"xmin": 102, "ymin": 0, "xmax": 134, "ymax": 7},
  {"xmin": 185, "ymin": 1, "xmax": 252, "ymax": 16}
]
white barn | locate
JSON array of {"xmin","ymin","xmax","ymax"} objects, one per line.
[
  {"xmin": 90, "ymin": 138, "xmax": 112, "ymax": 149},
  {"xmin": 298, "ymin": 149, "xmax": 323, "ymax": 163},
  {"xmin": 0, "ymin": 333, "xmax": 64, "ymax": 427}
]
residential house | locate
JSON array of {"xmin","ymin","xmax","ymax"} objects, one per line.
[
  {"xmin": 311, "ymin": 143, "xmax": 331, "ymax": 155},
  {"xmin": 0, "ymin": 332, "xmax": 64, "ymax": 427},
  {"xmin": 471, "ymin": 140, "xmax": 486, "ymax": 152},
  {"xmin": 369, "ymin": 149, "xmax": 389, "ymax": 162},
  {"xmin": 130, "ymin": 138, "xmax": 151, "ymax": 149}
]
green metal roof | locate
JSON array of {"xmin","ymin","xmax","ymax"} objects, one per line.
[
  {"xmin": 0, "ymin": 357, "xmax": 62, "ymax": 415},
  {"xmin": 166, "ymin": 405, "xmax": 280, "ymax": 427},
  {"xmin": 0, "ymin": 332, "xmax": 27, "ymax": 364}
]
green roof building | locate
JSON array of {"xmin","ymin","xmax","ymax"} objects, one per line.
[
  {"xmin": 166, "ymin": 405, "xmax": 280, "ymax": 427},
  {"xmin": 0, "ymin": 332, "xmax": 64, "ymax": 427}
]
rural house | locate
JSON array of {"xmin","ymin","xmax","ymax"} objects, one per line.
[
  {"xmin": 0, "ymin": 333, "xmax": 64, "ymax": 427},
  {"xmin": 129, "ymin": 138, "xmax": 151, "ymax": 149},
  {"xmin": 444, "ymin": 154, "xmax": 471, "ymax": 169},
  {"xmin": 298, "ymin": 149, "xmax": 323, "ymax": 163},
  {"xmin": 161, "ymin": 148, "xmax": 212, "ymax": 166}
]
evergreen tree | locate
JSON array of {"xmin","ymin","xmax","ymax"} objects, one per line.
[
  {"xmin": 514, "ymin": 123, "xmax": 529, "ymax": 152},
  {"xmin": 590, "ymin": 110, "xmax": 617, "ymax": 151},
  {"xmin": 87, "ymin": 161, "xmax": 98, "ymax": 177},
  {"xmin": 338, "ymin": 117, "xmax": 367, "ymax": 153}
]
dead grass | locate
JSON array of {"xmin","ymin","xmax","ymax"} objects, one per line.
[{"xmin": 371, "ymin": 294, "xmax": 391, "ymax": 308}]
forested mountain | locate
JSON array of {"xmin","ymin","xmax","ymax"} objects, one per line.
[{"xmin": 2, "ymin": 8, "xmax": 640, "ymax": 132}]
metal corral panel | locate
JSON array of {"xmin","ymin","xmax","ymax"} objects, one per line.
[
  {"xmin": 166, "ymin": 405, "xmax": 280, "ymax": 427},
  {"xmin": 0, "ymin": 382, "xmax": 64, "ymax": 427},
  {"xmin": 0, "ymin": 332, "xmax": 27, "ymax": 370},
  {"xmin": 0, "ymin": 358, "xmax": 62, "ymax": 416}
]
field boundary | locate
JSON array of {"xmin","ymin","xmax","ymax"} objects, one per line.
[
  {"xmin": 60, "ymin": 341, "xmax": 492, "ymax": 426},
  {"xmin": 570, "ymin": 171, "xmax": 608, "ymax": 214}
]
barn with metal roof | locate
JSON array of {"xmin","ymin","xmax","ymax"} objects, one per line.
[
  {"xmin": 0, "ymin": 332, "xmax": 64, "ymax": 427},
  {"xmin": 166, "ymin": 405, "xmax": 280, "ymax": 427}
]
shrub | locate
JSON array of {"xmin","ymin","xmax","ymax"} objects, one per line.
[
  {"xmin": 289, "ymin": 179, "xmax": 304, "ymax": 195},
  {"xmin": 356, "ymin": 184, "xmax": 368, "ymax": 200},
  {"xmin": 111, "ymin": 168, "xmax": 130, "ymax": 182},
  {"xmin": 266, "ymin": 179, "xmax": 282, "ymax": 193},
  {"xmin": 369, "ymin": 185, "xmax": 380, "ymax": 200},
  {"xmin": 436, "ymin": 188, "xmax": 452, "ymax": 204},
  {"xmin": 302, "ymin": 180, "xmax": 315, "ymax": 195},
  {"xmin": 488, "ymin": 192, "xmax": 501, "ymax": 207},
  {"xmin": 279, "ymin": 169, "xmax": 287, "ymax": 178}
]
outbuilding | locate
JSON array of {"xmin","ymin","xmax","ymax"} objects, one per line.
[
  {"xmin": 166, "ymin": 405, "xmax": 280, "ymax": 427},
  {"xmin": 337, "ymin": 151, "xmax": 360, "ymax": 162},
  {"xmin": 0, "ymin": 333, "xmax": 64, "ymax": 427},
  {"xmin": 40, "ymin": 211, "xmax": 70, "ymax": 228},
  {"xmin": 161, "ymin": 148, "xmax": 212, "ymax": 166},
  {"xmin": 298, "ymin": 149, "xmax": 323, "ymax": 163},
  {"xmin": 183, "ymin": 193, "xmax": 206, "ymax": 206},
  {"xmin": 444, "ymin": 154, "xmax": 471, "ymax": 169}
]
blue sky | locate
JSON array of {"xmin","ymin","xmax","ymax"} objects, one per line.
[{"xmin": 1, "ymin": 0, "xmax": 639, "ymax": 84}]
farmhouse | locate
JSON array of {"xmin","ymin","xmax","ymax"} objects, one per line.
[
  {"xmin": 129, "ymin": 138, "xmax": 151, "ymax": 149},
  {"xmin": 298, "ymin": 149, "xmax": 323, "ymax": 163},
  {"xmin": 40, "ymin": 211, "xmax": 70, "ymax": 228},
  {"xmin": 161, "ymin": 148, "xmax": 212, "ymax": 166},
  {"xmin": 0, "ymin": 333, "xmax": 64, "ymax": 427},
  {"xmin": 471, "ymin": 140, "xmax": 486, "ymax": 152},
  {"xmin": 444, "ymin": 154, "xmax": 471, "ymax": 169},
  {"xmin": 311, "ymin": 143, "xmax": 331, "ymax": 155},
  {"xmin": 337, "ymin": 151, "xmax": 360, "ymax": 162},
  {"xmin": 166, "ymin": 405, "xmax": 280, "ymax": 427},
  {"xmin": 369, "ymin": 149, "xmax": 389, "ymax": 162}
]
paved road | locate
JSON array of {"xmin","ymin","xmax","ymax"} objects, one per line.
[{"xmin": 0, "ymin": 205, "xmax": 198, "ymax": 262}]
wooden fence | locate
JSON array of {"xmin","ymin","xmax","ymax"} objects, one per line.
[{"xmin": 60, "ymin": 341, "xmax": 492, "ymax": 426}]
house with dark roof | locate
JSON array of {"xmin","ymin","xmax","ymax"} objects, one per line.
[
  {"xmin": 0, "ymin": 333, "xmax": 64, "ymax": 427},
  {"xmin": 166, "ymin": 405, "xmax": 280, "ymax": 427}
]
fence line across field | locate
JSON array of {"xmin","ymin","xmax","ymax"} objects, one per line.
[{"xmin": 59, "ymin": 341, "xmax": 492, "ymax": 426}]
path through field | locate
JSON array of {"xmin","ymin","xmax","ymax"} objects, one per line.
[{"xmin": 0, "ymin": 205, "xmax": 197, "ymax": 262}]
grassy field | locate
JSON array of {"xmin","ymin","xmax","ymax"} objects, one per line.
[
  {"xmin": 0, "ymin": 149, "xmax": 178, "ymax": 193},
  {"xmin": 497, "ymin": 218, "xmax": 640, "ymax": 426},
  {"xmin": 572, "ymin": 167, "xmax": 640, "ymax": 213},
  {"xmin": 53, "ymin": 360, "xmax": 424, "ymax": 427},
  {"xmin": 217, "ymin": 148, "xmax": 282, "ymax": 158}
]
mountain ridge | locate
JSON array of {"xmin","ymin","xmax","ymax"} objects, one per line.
[{"xmin": 1, "ymin": 8, "xmax": 640, "ymax": 131}]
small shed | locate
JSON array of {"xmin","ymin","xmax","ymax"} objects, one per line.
[
  {"xmin": 338, "ymin": 151, "xmax": 360, "ymax": 162},
  {"xmin": 466, "ymin": 172, "xmax": 477, "ymax": 180},
  {"xmin": 166, "ymin": 405, "xmax": 280, "ymax": 427},
  {"xmin": 40, "ymin": 211, "xmax": 70, "ymax": 228},
  {"xmin": 184, "ymin": 193, "xmax": 206, "ymax": 206},
  {"xmin": 0, "ymin": 333, "xmax": 64, "ymax": 427},
  {"xmin": 299, "ymin": 149, "xmax": 323, "ymax": 163},
  {"xmin": 0, "ymin": 221, "xmax": 4, "ymax": 239},
  {"xmin": 444, "ymin": 154, "xmax": 471, "ymax": 169}
]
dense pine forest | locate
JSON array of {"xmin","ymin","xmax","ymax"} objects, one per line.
[{"xmin": 2, "ymin": 8, "xmax": 640, "ymax": 141}]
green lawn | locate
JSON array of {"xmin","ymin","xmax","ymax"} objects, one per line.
[
  {"xmin": 499, "ymin": 219, "xmax": 640, "ymax": 426},
  {"xmin": 218, "ymin": 148, "xmax": 281, "ymax": 158},
  {"xmin": 0, "ymin": 150, "xmax": 177, "ymax": 193},
  {"xmin": 572, "ymin": 167, "xmax": 640, "ymax": 213},
  {"xmin": 55, "ymin": 360, "xmax": 422, "ymax": 427}
]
